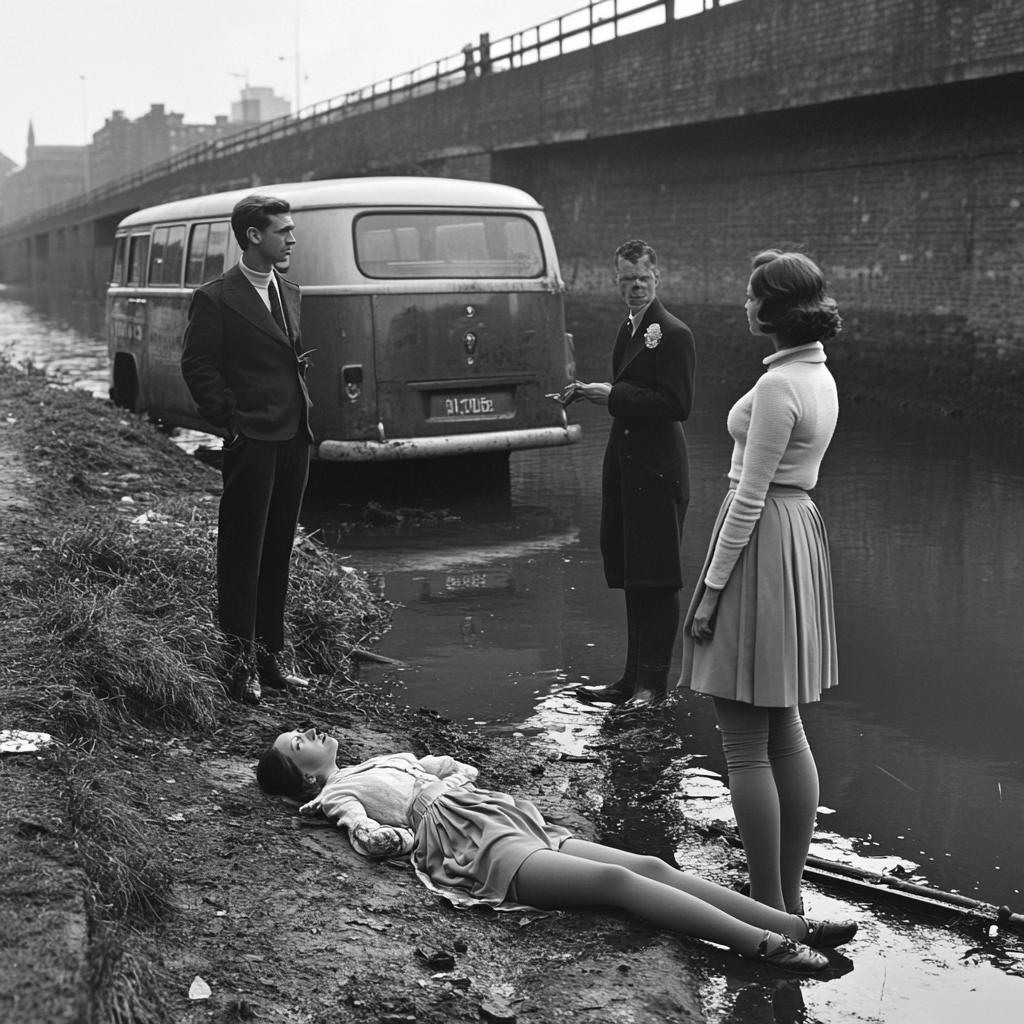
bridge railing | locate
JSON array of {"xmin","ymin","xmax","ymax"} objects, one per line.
[{"xmin": 3, "ymin": 0, "xmax": 734, "ymax": 234}]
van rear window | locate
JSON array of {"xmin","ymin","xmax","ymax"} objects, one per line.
[{"xmin": 354, "ymin": 213, "xmax": 544, "ymax": 279}]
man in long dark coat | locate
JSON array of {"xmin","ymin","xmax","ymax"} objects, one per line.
[
  {"xmin": 576, "ymin": 239, "xmax": 696, "ymax": 706},
  {"xmin": 181, "ymin": 193, "xmax": 313, "ymax": 704}
]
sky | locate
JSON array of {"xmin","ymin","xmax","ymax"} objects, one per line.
[{"xmin": 3, "ymin": 0, "xmax": 717, "ymax": 168}]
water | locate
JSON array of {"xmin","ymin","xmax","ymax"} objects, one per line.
[{"xmin": 5, "ymin": 287, "xmax": 1024, "ymax": 1021}]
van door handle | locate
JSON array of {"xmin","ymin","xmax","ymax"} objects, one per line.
[{"xmin": 342, "ymin": 364, "xmax": 363, "ymax": 401}]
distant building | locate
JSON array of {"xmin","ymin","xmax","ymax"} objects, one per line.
[
  {"xmin": 231, "ymin": 86, "xmax": 292, "ymax": 124},
  {"xmin": 0, "ymin": 123, "xmax": 88, "ymax": 225},
  {"xmin": 89, "ymin": 104, "xmax": 241, "ymax": 189}
]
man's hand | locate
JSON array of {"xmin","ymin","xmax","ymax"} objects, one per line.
[
  {"xmin": 691, "ymin": 587, "xmax": 722, "ymax": 643},
  {"xmin": 577, "ymin": 381, "xmax": 612, "ymax": 406}
]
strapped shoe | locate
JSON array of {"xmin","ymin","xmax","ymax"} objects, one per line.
[
  {"xmin": 799, "ymin": 917, "xmax": 858, "ymax": 949},
  {"xmin": 750, "ymin": 931, "xmax": 829, "ymax": 973},
  {"xmin": 225, "ymin": 673, "xmax": 261, "ymax": 706}
]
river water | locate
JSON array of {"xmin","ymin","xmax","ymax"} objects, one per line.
[{"xmin": 3, "ymin": 284, "xmax": 1023, "ymax": 1022}]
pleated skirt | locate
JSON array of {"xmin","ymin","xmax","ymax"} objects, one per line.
[
  {"xmin": 678, "ymin": 485, "xmax": 838, "ymax": 707},
  {"xmin": 409, "ymin": 781, "xmax": 573, "ymax": 910}
]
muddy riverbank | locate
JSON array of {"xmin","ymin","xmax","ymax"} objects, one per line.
[{"xmin": 0, "ymin": 359, "xmax": 737, "ymax": 1023}]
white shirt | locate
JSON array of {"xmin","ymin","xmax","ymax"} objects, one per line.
[{"xmin": 627, "ymin": 299, "xmax": 654, "ymax": 336}]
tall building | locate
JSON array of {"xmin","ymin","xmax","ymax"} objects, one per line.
[
  {"xmin": 0, "ymin": 123, "xmax": 88, "ymax": 225},
  {"xmin": 89, "ymin": 104, "xmax": 241, "ymax": 189},
  {"xmin": 231, "ymin": 87, "xmax": 292, "ymax": 124}
]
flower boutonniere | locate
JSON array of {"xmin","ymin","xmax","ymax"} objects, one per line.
[{"xmin": 644, "ymin": 324, "xmax": 663, "ymax": 349}]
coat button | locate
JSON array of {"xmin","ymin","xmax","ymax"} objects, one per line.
[{"xmin": 624, "ymin": 429, "xmax": 630, "ymax": 435}]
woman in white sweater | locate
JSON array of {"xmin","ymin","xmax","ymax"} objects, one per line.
[
  {"xmin": 257, "ymin": 728, "xmax": 857, "ymax": 972},
  {"xmin": 679, "ymin": 250, "xmax": 842, "ymax": 916}
]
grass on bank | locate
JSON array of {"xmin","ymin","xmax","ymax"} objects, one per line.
[{"xmin": 1, "ymin": 358, "xmax": 393, "ymax": 1022}]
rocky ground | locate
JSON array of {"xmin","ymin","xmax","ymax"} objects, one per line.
[{"xmin": 0, "ymin": 359, "xmax": 775, "ymax": 1024}]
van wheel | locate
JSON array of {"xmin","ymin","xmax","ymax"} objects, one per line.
[{"xmin": 111, "ymin": 356, "xmax": 141, "ymax": 413}]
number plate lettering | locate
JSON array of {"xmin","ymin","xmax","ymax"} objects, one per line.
[{"xmin": 445, "ymin": 395, "xmax": 494, "ymax": 416}]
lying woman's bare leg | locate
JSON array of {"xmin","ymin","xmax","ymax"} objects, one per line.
[{"xmin": 515, "ymin": 845, "xmax": 779, "ymax": 956}]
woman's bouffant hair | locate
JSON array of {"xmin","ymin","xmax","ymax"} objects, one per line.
[
  {"xmin": 256, "ymin": 744, "xmax": 320, "ymax": 799},
  {"xmin": 749, "ymin": 249, "xmax": 842, "ymax": 348}
]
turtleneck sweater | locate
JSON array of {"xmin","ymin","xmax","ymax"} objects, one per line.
[
  {"xmin": 705, "ymin": 342, "xmax": 838, "ymax": 590},
  {"xmin": 237, "ymin": 256, "xmax": 276, "ymax": 312}
]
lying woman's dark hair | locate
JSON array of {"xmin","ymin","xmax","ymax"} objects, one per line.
[
  {"xmin": 256, "ymin": 744, "xmax": 319, "ymax": 799},
  {"xmin": 749, "ymin": 249, "xmax": 842, "ymax": 348}
]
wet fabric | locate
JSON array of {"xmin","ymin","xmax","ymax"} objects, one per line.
[
  {"xmin": 409, "ymin": 780, "xmax": 573, "ymax": 911},
  {"xmin": 679, "ymin": 485, "xmax": 838, "ymax": 707}
]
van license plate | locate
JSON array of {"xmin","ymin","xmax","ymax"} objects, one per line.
[{"xmin": 429, "ymin": 391, "xmax": 513, "ymax": 420}]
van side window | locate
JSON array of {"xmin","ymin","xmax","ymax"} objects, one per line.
[
  {"xmin": 185, "ymin": 221, "xmax": 231, "ymax": 285},
  {"xmin": 150, "ymin": 224, "xmax": 186, "ymax": 286},
  {"xmin": 111, "ymin": 236, "xmax": 128, "ymax": 284},
  {"xmin": 127, "ymin": 235, "xmax": 150, "ymax": 286},
  {"xmin": 354, "ymin": 213, "xmax": 545, "ymax": 279}
]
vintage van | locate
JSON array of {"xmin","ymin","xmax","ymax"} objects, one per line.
[{"xmin": 106, "ymin": 177, "xmax": 581, "ymax": 461}]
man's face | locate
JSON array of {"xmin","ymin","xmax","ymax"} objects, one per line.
[
  {"xmin": 247, "ymin": 212, "xmax": 296, "ymax": 269},
  {"xmin": 615, "ymin": 257, "xmax": 659, "ymax": 311}
]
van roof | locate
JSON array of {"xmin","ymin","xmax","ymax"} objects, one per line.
[{"xmin": 117, "ymin": 177, "xmax": 543, "ymax": 229}]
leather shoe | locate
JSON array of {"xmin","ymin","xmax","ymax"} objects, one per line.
[
  {"xmin": 623, "ymin": 683, "xmax": 667, "ymax": 708},
  {"xmin": 799, "ymin": 916, "xmax": 858, "ymax": 948},
  {"xmin": 575, "ymin": 677, "xmax": 634, "ymax": 704},
  {"xmin": 226, "ymin": 673, "xmax": 261, "ymax": 706},
  {"xmin": 750, "ymin": 931, "xmax": 828, "ymax": 973},
  {"xmin": 257, "ymin": 653, "xmax": 310, "ymax": 691}
]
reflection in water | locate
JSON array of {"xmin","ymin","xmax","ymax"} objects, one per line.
[{"xmin": 6, "ymin": 288, "xmax": 1024, "ymax": 1020}]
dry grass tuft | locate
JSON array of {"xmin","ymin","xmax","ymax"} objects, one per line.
[{"xmin": 87, "ymin": 924, "xmax": 170, "ymax": 1024}]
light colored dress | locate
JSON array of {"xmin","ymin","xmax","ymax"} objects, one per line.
[
  {"xmin": 679, "ymin": 342, "xmax": 840, "ymax": 706},
  {"xmin": 300, "ymin": 753, "xmax": 572, "ymax": 910}
]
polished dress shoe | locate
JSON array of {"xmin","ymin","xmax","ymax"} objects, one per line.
[
  {"xmin": 749, "ymin": 931, "xmax": 828, "ymax": 973},
  {"xmin": 257, "ymin": 653, "xmax": 310, "ymax": 691},
  {"xmin": 575, "ymin": 676, "xmax": 634, "ymax": 704},
  {"xmin": 799, "ymin": 917, "xmax": 859, "ymax": 948},
  {"xmin": 623, "ymin": 680, "xmax": 668, "ymax": 708}
]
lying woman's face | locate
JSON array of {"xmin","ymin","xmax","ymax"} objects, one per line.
[{"xmin": 273, "ymin": 728, "xmax": 339, "ymax": 777}]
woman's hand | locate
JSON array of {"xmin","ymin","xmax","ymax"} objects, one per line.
[
  {"xmin": 577, "ymin": 381, "xmax": 612, "ymax": 406},
  {"xmin": 691, "ymin": 587, "xmax": 722, "ymax": 643}
]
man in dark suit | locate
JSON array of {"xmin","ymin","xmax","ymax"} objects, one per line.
[
  {"xmin": 576, "ymin": 239, "xmax": 696, "ymax": 706},
  {"xmin": 181, "ymin": 193, "xmax": 313, "ymax": 704}
]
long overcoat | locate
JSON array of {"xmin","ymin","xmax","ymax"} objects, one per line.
[{"xmin": 600, "ymin": 297, "xmax": 696, "ymax": 589}]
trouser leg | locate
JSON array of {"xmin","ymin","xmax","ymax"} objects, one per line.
[
  {"xmin": 576, "ymin": 587, "xmax": 642, "ymax": 702},
  {"xmin": 626, "ymin": 587, "xmax": 680, "ymax": 705},
  {"xmin": 253, "ymin": 431, "xmax": 310, "ymax": 652}
]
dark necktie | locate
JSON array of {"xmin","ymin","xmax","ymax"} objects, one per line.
[{"xmin": 268, "ymin": 279, "xmax": 288, "ymax": 339}]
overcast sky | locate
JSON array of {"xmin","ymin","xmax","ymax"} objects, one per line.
[{"xmin": 4, "ymin": 0, "xmax": 716, "ymax": 168}]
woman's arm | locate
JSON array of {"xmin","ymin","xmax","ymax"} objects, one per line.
[
  {"xmin": 703, "ymin": 374, "xmax": 798, "ymax": 590},
  {"xmin": 417, "ymin": 755, "xmax": 479, "ymax": 784},
  {"xmin": 301, "ymin": 790, "xmax": 415, "ymax": 859}
]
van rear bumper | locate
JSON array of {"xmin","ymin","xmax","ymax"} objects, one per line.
[{"xmin": 316, "ymin": 424, "xmax": 583, "ymax": 462}]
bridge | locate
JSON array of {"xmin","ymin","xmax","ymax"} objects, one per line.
[{"xmin": 2, "ymin": 0, "xmax": 1022, "ymax": 412}]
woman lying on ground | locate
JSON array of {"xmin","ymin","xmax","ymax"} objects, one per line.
[{"xmin": 256, "ymin": 728, "xmax": 857, "ymax": 973}]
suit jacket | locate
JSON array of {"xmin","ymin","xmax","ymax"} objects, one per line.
[{"xmin": 181, "ymin": 263, "xmax": 312, "ymax": 442}]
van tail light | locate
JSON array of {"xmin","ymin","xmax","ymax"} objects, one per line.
[
  {"xmin": 564, "ymin": 333, "xmax": 576, "ymax": 383},
  {"xmin": 342, "ymin": 364, "xmax": 363, "ymax": 401}
]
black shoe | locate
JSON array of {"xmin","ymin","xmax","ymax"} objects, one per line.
[
  {"xmin": 575, "ymin": 677, "xmax": 634, "ymax": 704},
  {"xmin": 623, "ymin": 681, "xmax": 668, "ymax": 708},
  {"xmin": 750, "ymin": 931, "xmax": 828, "ymax": 973},
  {"xmin": 225, "ymin": 673, "xmax": 261, "ymax": 706},
  {"xmin": 257, "ymin": 653, "xmax": 310, "ymax": 691},
  {"xmin": 799, "ymin": 916, "xmax": 859, "ymax": 949}
]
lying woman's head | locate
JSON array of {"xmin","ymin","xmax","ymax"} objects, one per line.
[
  {"xmin": 256, "ymin": 728, "xmax": 339, "ymax": 798},
  {"xmin": 748, "ymin": 249, "xmax": 842, "ymax": 347}
]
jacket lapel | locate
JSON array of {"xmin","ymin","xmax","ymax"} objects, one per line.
[
  {"xmin": 276, "ymin": 273, "xmax": 301, "ymax": 348},
  {"xmin": 221, "ymin": 263, "xmax": 291, "ymax": 345},
  {"xmin": 614, "ymin": 299, "xmax": 664, "ymax": 382}
]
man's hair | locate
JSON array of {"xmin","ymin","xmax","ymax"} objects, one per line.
[
  {"xmin": 749, "ymin": 249, "xmax": 842, "ymax": 347},
  {"xmin": 256, "ymin": 743, "xmax": 318, "ymax": 798},
  {"xmin": 231, "ymin": 194, "xmax": 291, "ymax": 250},
  {"xmin": 614, "ymin": 239, "xmax": 658, "ymax": 268}
]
